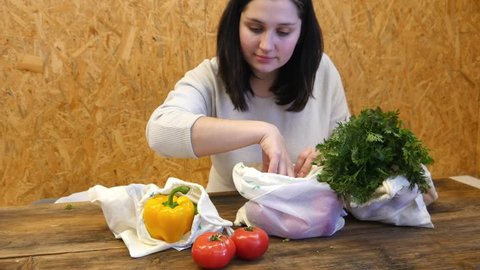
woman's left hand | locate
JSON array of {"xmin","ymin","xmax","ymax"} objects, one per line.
[{"xmin": 294, "ymin": 147, "xmax": 318, "ymax": 178}]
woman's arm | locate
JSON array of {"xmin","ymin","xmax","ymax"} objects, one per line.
[{"xmin": 191, "ymin": 116, "xmax": 295, "ymax": 176}]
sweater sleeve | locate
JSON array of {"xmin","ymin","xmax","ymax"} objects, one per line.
[
  {"xmin": 321, "ymin": 54, "xmax": 351, "ymax": 136},
  {"xmin": 146, "ymin": 59, "xmax": 218, "ymax": 158}
]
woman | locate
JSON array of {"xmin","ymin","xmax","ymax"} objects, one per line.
[{"xmin": 146, "ymin": 0, "xmax": 350, "ymax": 192}]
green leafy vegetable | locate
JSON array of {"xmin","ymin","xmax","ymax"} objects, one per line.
[{"xmin": 313, "ymin": 107, "xmax": 433, "ymax": 204}]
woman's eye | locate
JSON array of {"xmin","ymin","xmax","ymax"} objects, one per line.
[
  {"xmin": 249, "ymin": 26, "xmax": 263, "ymax": 33},
  {"xmin": 277, "ymin": 29, "xmax": 291, "ymax": 36}
]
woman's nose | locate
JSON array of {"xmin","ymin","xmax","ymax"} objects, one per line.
[{"xmin": 259, "ymin": 32, "xmax": 274, "ymax": 52}]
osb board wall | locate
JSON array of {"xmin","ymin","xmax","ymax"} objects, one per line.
[
  {"xmin": 1, "ymin": 0, "xmax": 478, "ymax": 206},
  {"xmin": 478, "ymin": 100, "xmax": 480, "ymax": 177},
  {"xmin": 477, "ymin": 83, "xmax": 480, "ymax": 178}
]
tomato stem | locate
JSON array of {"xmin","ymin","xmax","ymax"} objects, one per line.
[
  {"xmin": 209, "ymin": 233, "xmax": 224, "ymax": 242},
  {"xmin": 245, "ymin": 226, "xmax": 255, "ymax": 231}
]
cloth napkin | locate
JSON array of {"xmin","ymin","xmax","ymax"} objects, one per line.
[
  {"xmin": 232, "ymin": 163, "xmax": 346, "ymax": 239},
  {"xmin": 55, "ymin": 178, "xmax": 233, "ymax": 258}
]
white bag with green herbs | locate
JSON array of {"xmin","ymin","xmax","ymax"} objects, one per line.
[{"xmin": 314, "ymin": 107, "xmax": 437, "ymax": 228}]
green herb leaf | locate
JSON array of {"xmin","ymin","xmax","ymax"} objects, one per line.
[{"xmin": 313, "ymin": 107, "xmax": 433, "ymax": 204}]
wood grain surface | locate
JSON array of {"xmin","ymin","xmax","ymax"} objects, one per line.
[{"xmin": 0, "ymin": 178, "xmax": 479, "ymax": 269}]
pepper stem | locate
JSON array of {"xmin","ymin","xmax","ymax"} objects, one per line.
[{"xmin": 163, "ymin": 185, "xmax": 190, "ymax": 208}]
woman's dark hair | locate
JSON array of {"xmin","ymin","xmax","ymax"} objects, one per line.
[{"xmin": 217, "ymin": 0, "xmax": 323, "ymax": 112}]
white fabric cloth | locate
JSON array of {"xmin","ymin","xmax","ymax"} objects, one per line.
[
  {"xmin": 146, "ymin": 54, "xmax": 350, "ymax": 193},
  {"xmin": 232, "ymin": 163, "xmax": 346, "ymax": 239},
  {"xmin": 344, "ymin": 165, "xmax": 436, "ymax": 228},
  {"xmin": 55, "ymin": 178, "xmax": 232, "ymax": 258}
]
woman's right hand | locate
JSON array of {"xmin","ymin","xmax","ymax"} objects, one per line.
[
  {"xmin": 259, "ymin": 124, "xmax": 295, "ymax": 177},
  {"xmin": 191, "ymin": 117, "xmax": 294, "ymax": 176}
]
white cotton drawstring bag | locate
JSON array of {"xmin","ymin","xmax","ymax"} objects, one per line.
[
  {"xmin": 344, "ymin": 165, "xmax": 437, "ymax": 228},
  {"xmin": 55, "ymin": 178, "xmax": 232, "ymax": 258},
  {"xmin": 232, "ymin": 163, "xmax": 346, "ymax": 239}
]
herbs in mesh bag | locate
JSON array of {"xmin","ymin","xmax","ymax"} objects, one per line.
[{"xmin": 313, "ymin": 107, "xmax": 438, "ymax": 227}]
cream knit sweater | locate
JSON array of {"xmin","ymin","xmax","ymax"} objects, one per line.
[{"xmin": 146, "ymin": 54, "xmax": 350, "ymax": 192}]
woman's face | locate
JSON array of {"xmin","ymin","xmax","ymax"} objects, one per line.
[{"xmin": 239, "ymin": 0, "xmax": 302, "ymax": 79}]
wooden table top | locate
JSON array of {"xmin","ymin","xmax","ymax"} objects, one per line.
[{"xmin": 1, "ymin": 178, "xmax": 479, "ymax": 269}]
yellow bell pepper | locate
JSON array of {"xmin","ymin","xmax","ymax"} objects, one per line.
[{"xmin": 143, "ymin": 185, "xmax": 195, "ymax": 243}]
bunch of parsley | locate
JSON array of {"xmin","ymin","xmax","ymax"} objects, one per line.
[{"xmin": 313, "ymin": 107, "xmax": 433, "ymax": 204}]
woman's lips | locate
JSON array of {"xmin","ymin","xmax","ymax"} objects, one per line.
[{"xmin": 255, "ymin": 54, "xmax": 275, "ymax": 63}]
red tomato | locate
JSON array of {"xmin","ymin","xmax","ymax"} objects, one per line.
[
  {"xmin": 231, "ymin": 226, "xmax": 269, "ymax": 260},
  {"xmin": 191, "ymin": 232, "xmax": 236, "ymax": 269}
]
